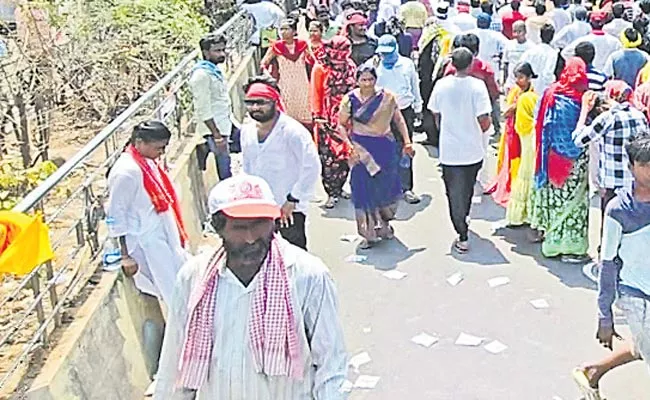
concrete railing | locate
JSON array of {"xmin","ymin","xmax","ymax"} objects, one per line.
[{"xmin": 0, "ymin": 10, "xmax": 258, "ymax": 397}]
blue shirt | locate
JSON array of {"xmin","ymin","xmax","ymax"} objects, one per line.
[
  {"xmin": 603, "ymin": 48, "xmax": 649, "ymax": 88},
  {"xmin": 598, "ymin": 189, "xmax": 650, "ymax": 325}
]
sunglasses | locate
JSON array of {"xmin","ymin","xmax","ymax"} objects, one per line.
[{"xmin": 244, "ymin": 99, "xmax": 273, "ymax": 107}]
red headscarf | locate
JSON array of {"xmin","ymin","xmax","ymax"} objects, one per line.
[
  {"xmin": 605, "ymin": 80, "xmax": 634, "ymax": 103},
  {"xmin": 534, "ymin": 57, "xmax": 588, "ymax": 187},
  {"xmin": 246, "ymin": 82, "xmax": 287, "ymax": 112},
  {"xmin": 634, "ymin": 81, "xmax": 650, "ymax": 121}
]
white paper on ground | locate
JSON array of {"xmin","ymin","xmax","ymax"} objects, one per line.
[
  {"xmin": 349, "ymin": 352, "xmax": 372, "ymax": 372},
  {"xmin": 353, "ymin": 375, "xmax": 381, "ymax": 389},
  {"xmin": 446, "ymin": 271, "xmax": 464, "ymax": 286},
  {"xmin": 552, "ymin": 396, "xmax": 564, "ymax": 400},
  {"xmin": 339, "ymin": 380, "xmax": 354, "ymax": 393},
  {"xmin": 345, "ymin": 255, "xmax": 367, "ymax": 263},
  {"xmin": 471, "ymin": 196, "xmax": 482, "ymax": 204},
  {"xmin": 488, "ymin": 276, "xmax": 511, "ymax": 288},
  {"xmin": 484, "ymin": 340, "xmax": 508, "ymax": 354},
  {"xmin": 362, "ymin": 326, "xmax": 372, "ymax": 333},
  {"xmin": 491, "ymin": 220, "xmax": 508, "ymax": 230},
  {"xmin": 382, "ymin": 270, "xmax": 408, "ymax": 280},
  {"xmin": 340, "ymin": 234, "xmax": 359, "ymax": 243},
  {"xmin": 455, "ymin": 332, "xmax": 484, "ymax": 346},
  {"xmin": 530, "ymin": 298, "xmax": 550, "ymax": 309},
  {"xmin": 411, "ymin": 332, "xmax": 439, "ymax": 348}
]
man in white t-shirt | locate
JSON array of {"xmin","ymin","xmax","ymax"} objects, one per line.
[
  {"xmin": 561, "ymin": 10, "xmax": 622, "ymax": 71},
  {"xmin": 502, "ymin": 20, "xmax": 534, "ymax": 90},
  {"xmin": 428, "ymin": 48, "xmax": 492, "ymax": 253}
]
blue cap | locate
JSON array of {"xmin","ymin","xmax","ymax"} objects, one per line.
[
  {"xmin": 376, "ymin": 34, "xmax": 397, "ymax": 54},
  {"xmin": 476, "ymin": 12, "xmax": 492, "ymax": 26}
]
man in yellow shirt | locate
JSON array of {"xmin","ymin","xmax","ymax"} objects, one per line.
[{"xmin": 399, "ymin": 0, "xmax": 429, "ymax": 46}]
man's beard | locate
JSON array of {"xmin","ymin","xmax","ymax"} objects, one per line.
[
  {"xmin": 223, "ymin": 233, "xmax": 273, "ymax": 267},
  {"xmin": 250, "ymin": 106, "xmax": 277, "ymax": 122},
  {"xmin": 212, "ymin": 56, "xmax": 226, "ymax": 64}
]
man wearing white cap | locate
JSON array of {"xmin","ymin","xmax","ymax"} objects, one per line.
[{"xmin": 154, "ymin": 174, "xmax": 348, "ymax": 399}]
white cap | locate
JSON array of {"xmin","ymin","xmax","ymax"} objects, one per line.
[{"xmin": 208, "ymin": 174, "xmax": 280, "ymax": 219}]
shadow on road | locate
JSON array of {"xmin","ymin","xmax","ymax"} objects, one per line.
[
  {"xmin": 448, "ymin": 230, "xmax": 509, "ymax": 266},
  {"xmin": 494, "ymin": 225, "xmax": 597, "ymax": 290},
  {"xmin": 356, "ymin": 237, "xmax": 426, "ymax": 271},
  {"xmin": 319, "ymin": 196, "xmax": 432, "ymax": 222},
  {"xmin": 395, "ymin": 194, "xmax": 432, "ymax": 221}
]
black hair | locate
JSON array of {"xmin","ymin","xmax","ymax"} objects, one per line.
[
  {"xmin": 511, "ymin": 1, "xmax": 520, "ymax": 11},
  {"xmin": 535, "ymin": 1, "xmax": 546, "ymax": 15},
  {"xmin": 315, "ymin": 4, "xmax": 330, "ymax": 16},
  {"xmin": 634, "ymin": 15, "xmax": 649, "ymax": 34},
  {"xmin": 452, "ymin": 33, "xmax": 464, "ymax": 49},
  {"xmin": 471, "ymin": 0, "xmax": 480, "ymax": 8},
  {"xmin": 199, "ymin": 34, "xmax": 227, "ymax": 52},
  {"xmin": 513, "ymin": 61, "xmax": 538, "ymax": 78},
  {"xmin": 626, "ymin": 135, "xmax": 650, "ymax": 165},
  {"xmin": 540, "ymin": 23, "xmax": 555, "ymax": 44},
  {"xmin": 623, "ymin": 27, "xmax": 640, "ymax": 43},
  {"xmin": 553, "ymin": 0, "xmax": 562, "ymax": 7},
  {"xmin": 451, "ymin": 47, "xmax": 473, "ymax": 71},
  {"xmin": 641, "ymin": 0, "xmax": 650, "ymax": 15},
  {"xmin": 460, "ymin": 33, "xmax": 480, "ymax": 55},
  {"xmin": 574, "ymin": 41, "xmax": 596, "ymax": 65},
  {"xmin": 612, "ymin": 2, "xmax": 625, "ymax": 18},
  {"xmin": 211, "ymin": 211, "xmax": 228, "ymax": 233},
  {"xmin": 480, "ymin": 2, "xmax": 493, "ymax": 14},
  {"xmin": 131, "ymin": 120, "xmax": 172, "ymax": 143},
  {"xmin": 281, "ymin": 18, "xmax": 298, "ymax": 31},
  {"xmin": 356, "ymin": 65, "xmax": 377, "ymax": 80},
  {"xmin": 244, "ymin": 75, "xmax": 281, "ymax": 94},
  {"xmin": 574, "ymin": 6, "xmax": 587, "ymax": 21},
  {"xmin": 309, "ymin": 20, "xmax": 324, "ymax": 31}
]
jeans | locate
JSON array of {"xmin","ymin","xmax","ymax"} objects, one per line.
[
  {"xmin": 275, "ymin": 212, "xmax": 307, "ymax": 250},
  {"xmin": 392, "ymin": 106, "xmax": 415, "ymax": 192},
  {"xmin": 206, "ymin": 135, "xmax": 232, "ymax": 180},
  {"xmin": 491, "ymin": 97, "xmax": 501, "ymax": 135},
  {"xmin": 441, "ymin": 161, "xmax": 482, "ymax": 241}
]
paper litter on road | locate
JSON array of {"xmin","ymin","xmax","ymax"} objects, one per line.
[
  {"xmin": 530, "ymin": 298, "xmax": 550, "ymax": 309},
  {"xmin": 411, "ymin": 332, "xmax": 439, "ymax": 348},
  {"xmin": 483, "ymin": 340, "xmax": 508, "ymax": 354},
  {"xmin": 552, "ymin": 396, "xmax": 564, "ymax": 400},
  {"xmin": 353, "ymin": 375, "xmax": 380, "ymax": 389},
  {"xmin": 491, "ymin": 220, "xmax": 508, "ymax": 231},
  {"xmin": 382, "ymin": 270, "xmax": 408, "ymax": 280},
  {"xmin": 455, "ymin": 332, "xmax": 484, "ymax": 346},
  {"xmin": 471, "ymin": 196, "xmax": 482, "ymax": 204},
  {"xmin": 487, "ymin": 276, "xmax": 511, "ymax": 288},
  {"xmin": 345, "ymin": 255, "xmax": 367, "ymax": 264},
  {"xmin": 349, "ymin": 352, "xmax": 371, "ymax": 372},
  {"xmin": 339, "ymin": 380, "xmax": 353, "ymax": 393},
  {"xmin": 446, "ymin": 271, "xmax": 464, "ymax": 286},
  {"xmin": 362, "ymin": 326, "xmax": 372, "ymax": 334},
  {"xmin": 340, "ymin": 234, "xmax": 359, "ymax": 243}
]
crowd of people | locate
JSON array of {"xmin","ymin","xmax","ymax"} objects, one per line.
[{"xmin": 103, "ymin": 0, "xmax": 650, "ymax": 398}]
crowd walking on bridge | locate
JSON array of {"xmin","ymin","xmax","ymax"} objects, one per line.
[{"xmin": 102, "ymin": 0, "xmax": 650, "ymax": 397}]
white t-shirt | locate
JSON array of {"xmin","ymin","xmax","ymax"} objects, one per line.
[
  {"xmin": 503, "ymin": 39, "xmax": 535, "ymax": 88},
  {"xmin": 428, "ymin": 75, "xmax": 492, "ymax": 165}
]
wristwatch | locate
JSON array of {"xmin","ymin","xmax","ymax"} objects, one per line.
[{"xmin": 286, "ymin": 193, "xmax": 299, "ymax": 203}]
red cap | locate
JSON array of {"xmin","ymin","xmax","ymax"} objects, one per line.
[
  {"xmin": 590, "ymin": 10, "xmax": 608, "ymax": 23},
  {"xmin": 346, "ymin": 12, "xmax": 368, "ymax": 25},
  {"xmin": 457, "ymin": 3, "xmax": 470, "ymax": 12}
]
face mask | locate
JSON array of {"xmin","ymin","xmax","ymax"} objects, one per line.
[{"xmin": 382, "ymin": 51, "xmax": 399, "ymax": 69}]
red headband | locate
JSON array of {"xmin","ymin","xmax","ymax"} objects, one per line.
[{"xmin": 246, "ymin": 82, "xmax": 286, "ymax": 112}]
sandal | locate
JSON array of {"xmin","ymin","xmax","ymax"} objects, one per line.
[
  {"xmin": 324, "ymin": 196, "xmax": 337, "ymax": 209},
  {"xmin": 357, "ymin": 239, "xmax": 374, "ymax": 250},
  {"xmin": 453, "ymin": 238, "xmax": 469, "ymax": 254},
  {"xmin": 572, "ymin": 367, "xmax": 602, "ymax": 400}
]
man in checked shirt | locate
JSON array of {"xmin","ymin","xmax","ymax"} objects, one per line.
[{"xmin": 573, "ymin": 81, "xmax": 650, "ymax": 239}]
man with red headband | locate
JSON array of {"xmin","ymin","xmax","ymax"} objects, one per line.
[
  {"xmin": 345, "ymin": 11, "xmax": 379, "ymax": 65},
  {"xmin": 240, "ymin": 76, "xmax": 321, "ymax": 250}
]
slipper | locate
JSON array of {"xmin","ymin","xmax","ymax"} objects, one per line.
[{"xmin": 572, "ymin": 367, "xmax": 602, "ymax": 400}]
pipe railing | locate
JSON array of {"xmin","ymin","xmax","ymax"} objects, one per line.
[{"xmin": 0, "ymin": 10, "xmax": 254, "ymax": 394}]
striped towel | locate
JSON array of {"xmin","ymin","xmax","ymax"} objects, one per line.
[{"xmin": 177, "ymin": 235, "xmax": 302, "ymax": 389}]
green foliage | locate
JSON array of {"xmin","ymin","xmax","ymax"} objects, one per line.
[{"xmin": 0, "ymin": 160, "xmax": 58, "ymax": 211}]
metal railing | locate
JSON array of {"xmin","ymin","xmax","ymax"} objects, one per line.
[{"xmin": 0, "ymin": 10, "xmax": 254, "ymax": 394}]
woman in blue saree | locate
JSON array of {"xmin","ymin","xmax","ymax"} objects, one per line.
[
  {"xmin": 338, "ymin": 66, "xmax": 415, "ymax": 249},
  {"xmin": 528, "ymin": 57, "xmax": 590, "ymax": 263}
]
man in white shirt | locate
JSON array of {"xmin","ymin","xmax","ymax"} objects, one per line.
[
  {"xmin": 428, "ymin": 48, "xmax": 492, "ymax": 253},
  {"xmin": 451, "ymin": 0, "xmax": 477, "ymax": 31},
  {"xmin": 548, "ymin": 0, "xmax": 572, "ymax": 32},
  {"xmin": 603, "ymin": 3, "xmax": 632, "ymax": 38},
  {"xmin": 525, "ymin": 2, "xmax": 552, "ymax": 44},
  {"xmin": 562, "ymin": 10, "xmax": 623, "ymax": 71},
  {"xmin": 377, "ymin": 0, "xmax": 401, "ymax": 23},
  {"xmin": 240, "ymin": 76, "xmax": 321, "ymax": 250},
  {"xmin": 519, "ymin": 23, "xmax": 562, "ymax": 94},
  {"xmin": 470, "ymin": 12, "xmax": 508, "ymax": 74},
  {"xmin": 189, "ymin": 34, "xmax": 233, "ymax": 180},
  {"xmin": 241, "ymin": 0, "xmax": 285, "ymax": 48},
  {"xmin": 154, "ymin": 174, "xmax": 347, "ymax": 399},
  {"xmin": 372, "ymin": 34, "xmax": 424, "ymax": 204},
  {"xmin": 552, "ymin": 6, "xmax": 591, "ymax": 50},
  {"xmin": 502, "ymin": 20, "xmax": 534, "ymax": 90}
]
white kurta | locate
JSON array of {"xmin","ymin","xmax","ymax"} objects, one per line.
[
  {"xmin": 154, "ymin": 241, "xmax": 349, "ymax": 399},
  {"xmin": 519, "ymin": 43, "xmax": 560, "ymax": 95},
  {"xmin": 106, "ymin": 153, "xmax": 187, "ymax": 306}
]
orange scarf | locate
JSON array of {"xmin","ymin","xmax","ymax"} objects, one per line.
[{"xmin": 125, "ymin": 145, "xmax": 188, "ymax": 247}]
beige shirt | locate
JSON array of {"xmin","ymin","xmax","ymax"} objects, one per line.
[{"xmin": 188, "ymin": 67, "xmax": 232, "ymax": 138}]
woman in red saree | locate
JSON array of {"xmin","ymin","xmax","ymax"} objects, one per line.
[
  {"xmin": 261, "ymin": 18, "xmax": 314, "ymax": 125},
  {"xmin": 487, "ymin": 62, "xmax": 537, "ymax": 206},
  {"xmin": 311, "ymin": 36, "xmax": 357, "ymax": 208}
]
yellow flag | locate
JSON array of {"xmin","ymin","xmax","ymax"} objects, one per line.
[{"xmin": 0, "ymin": 211, "xmax": 54, "ymax": 276}]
